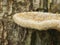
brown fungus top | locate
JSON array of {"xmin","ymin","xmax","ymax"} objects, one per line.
[{"xmin": 13, "ymin": 12, "xmax": 60, "ymax": 31}]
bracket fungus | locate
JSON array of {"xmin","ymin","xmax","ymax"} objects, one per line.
[{"xmin": 13, "ymin": 12, "xmax": 60, "ymax": 31}]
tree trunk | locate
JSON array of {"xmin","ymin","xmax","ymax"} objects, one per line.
[{"xmin": 0, "ymin": 0, "xmax": 60, "ymax": 45}]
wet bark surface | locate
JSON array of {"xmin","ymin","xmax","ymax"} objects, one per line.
[{"xmin": 0, "ymin": 0, "xmax": 60, "ymax": 45}]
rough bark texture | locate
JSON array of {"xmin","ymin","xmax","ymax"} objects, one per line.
[{"xmin": 0, "ymin": 0, "xmax": 60, "ymax": 45}]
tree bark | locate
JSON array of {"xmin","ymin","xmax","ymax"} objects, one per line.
[{"xmin": 0, "ymin": 0, "xmax": 60, "ymax": 45}]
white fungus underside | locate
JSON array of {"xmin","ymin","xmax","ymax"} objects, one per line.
[{"xmin": 13, "ymin": 12, "xmax": 60, "ymax": 31}]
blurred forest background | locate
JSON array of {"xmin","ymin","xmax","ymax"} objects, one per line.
[{"xmin": 0, "ymin": 0, "xmax": 60, "ymax": 45}]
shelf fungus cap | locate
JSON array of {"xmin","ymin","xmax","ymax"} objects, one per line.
[{"xmin": 13, "ymin": 12, "xmax": 60, "ymax": 31}]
